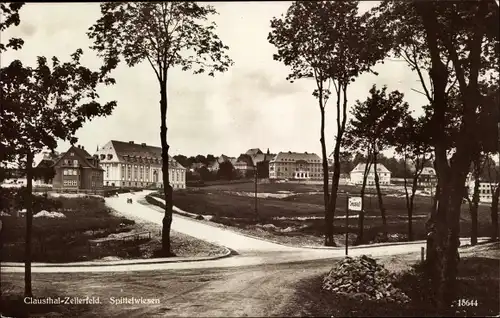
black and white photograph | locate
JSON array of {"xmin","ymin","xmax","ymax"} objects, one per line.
[{"xmin": 1, "ymin": 1, "xmax": 499, "ymax": 317}]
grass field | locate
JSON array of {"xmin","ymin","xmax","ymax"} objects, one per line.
[
  {"xmin": 151, "ymin": 182, "xmax": 497, "ymax": 246},
  {"xmin": 1, "ymin": 196, "xmax": 226, "ymax": 262}
]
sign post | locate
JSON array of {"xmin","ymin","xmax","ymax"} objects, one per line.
[
  {"xmin": 345, "ymin": 193, "xmax": 349, "ymax": 256},
  {"xmin": 347, "ymin": 195, "xmax": 363, "ymax": 256}
]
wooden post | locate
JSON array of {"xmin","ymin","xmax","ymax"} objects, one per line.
[
  {"xmin": 421, "ymin": 246, "xmax": 425, "ymax": 262},
  {"xmin": 345, "ymin": 193, "xmax": 349, "ymax": 256}
]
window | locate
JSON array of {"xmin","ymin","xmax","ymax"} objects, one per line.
[
  {"xmin": 100, "ymin": 154, "xmax": 105, "ymax": 160},
  {"xmin": 127, "ymin": 165, "xmax": 131, "ymax": 180},
  {"xmin": 140, "ymin": 166, "xmax": 144, "ymax": 180},
  {"xmin": 121, "ymin": 165, "xmax": 125, "ymax": 180},
  {"xmin": 107, "ymin": 154, "xmax": 113, "ymax": 160},
  {"xmin": 73, "ymin": 159, "xmax": 78, "ymax": 167},
  {"xmin": 63, "ymin": 169, "xmax": 68, "ymax": 176},
  {"xmin": 134, "ymin": 166, "xmax": 138, "ymax": 180},
  {"xmin": 70, "ymin": 152, "xmax": 74, "ymax": 156},
  {"xmin": 106, "ymin": 166, "xmax": 109, "ymax": 178}
]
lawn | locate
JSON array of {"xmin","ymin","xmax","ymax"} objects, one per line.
[
  {"xmin": 1, "ymin": 195, "xmax": 226, "ymax": 262},
  {"xmin": 150, "ymin": 183, "xmax": 497, "ymax": 246},
  {"xmin": 284, "ymin": 243, "xmax": 500, "ymax": 317}
]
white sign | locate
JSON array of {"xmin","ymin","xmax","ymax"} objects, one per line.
[{"xmin": 348, "ymin": 197, "xmax": 362, "ymax": 211}]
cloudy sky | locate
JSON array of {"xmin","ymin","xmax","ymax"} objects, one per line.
[{"xmin": 3, "ymin": 2, "xmax": 429, "ymax": 162}]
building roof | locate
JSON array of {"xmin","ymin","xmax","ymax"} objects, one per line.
[
  {"xmin": 270, "ymin": 151, "xmax": 322, "ymax": 163},
  {"xmin": 217, "ymin": 154, "xmax": 230, "ymax": 163},
  {"xmin": 108, "ymin": 140, "xmax": 186, "ymax": 169},
  {"xmin": 236, "ymin": 154, "xmax": 254, "ymax": 166},
  {"xmin": 351, "ymin": 162, "xmax": 391, "ymax": 174},
  {"xmin": 245, "ymin": 148, "xmax": 263, "ymax": 156},
  {"xmin": 421, "ymin": 167, "xmax": 436, "ymax": 176},
  {"xmin": 52, "ymin": 145, "xmax": 101, "ymax": 170}
]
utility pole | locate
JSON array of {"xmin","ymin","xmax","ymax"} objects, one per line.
[{"xmin": 254, "ymin": 155, "xmax": 258, "ymax": 219}]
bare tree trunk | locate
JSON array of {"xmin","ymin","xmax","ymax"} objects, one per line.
[
  {"xmin": 403, "ymin": 154, "xmax": 412, "ymax": 240},
  {"xmin": 25, "ymin": 151, "xmax": 33, "ymax": 297},
  {"xmin": 327, "ymin": 82, "xmax": 348, "ymax": 246},
  {"xmin": 470, "ymin": 160, "xmax": 481, "ymax": 245},
  {"xmin": 487, "ymin": 157, "xmax": 499, "ymax": 241},
  {"xmin": 318, "ymin": 86, "xmax": 333, "ymax": 246},
  {"xmin": 373, "ymin": 152, "xmax": 388, "ymax": 239},
  {"xmin": 409, "ymin": 173, "xmax": 420, "ymax": 241},
  {"xmin": 160, "ymin": 78, "xmax": 173, "ymax": 256},
  {"xmin": 491, "ymin": 186, "xmax": 499, "ymax": 241},
  {"xmin": 356, "ymin": 155, "xmax": 371, "ymax": 245}
]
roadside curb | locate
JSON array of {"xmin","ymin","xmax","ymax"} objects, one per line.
[
  {"xmin": 302, "ymin": 237, "xmax": 492, "ymax": 250},
  {"xmin": 1, "ymin": 247, "xmax": 233, "ymax": 268}
]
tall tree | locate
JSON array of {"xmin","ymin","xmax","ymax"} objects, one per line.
[
  {"xmin": 268, "ymin": 0, "xmax": 390, "ymax": 246},
  {"xmin": 0, "ymin": 52, "xmax": 116, "ymax": 297},
  {"xmin": 393, "ymin": 114, "xmax": 433, "ymax": 241},
  {"xmin": 88, "ymin": 2, "xmax": 233, "ymax": 255},
  {"xmin": 377, "ymin": 0, "xmax": 498, "ymax": 309},
  {"xmin": 348, "ymin": 85, "xmax": 409, "ymax": 240}
]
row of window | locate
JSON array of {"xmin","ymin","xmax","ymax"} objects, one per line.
[
  {"xmin": 63, "ymin": 169, "xmax": 78, "ymax": 176},
  {"xmin": 63, "ymin": 159, "xmax": 79, "ymax": 167},
  {"xmin": 277, "ymin": 158, "xmax": 322, "ymax": 163},
  {"xmin": 113, "ymin": 181, "xmax": 185, "ymax": 189},
  {"xmin": 118, "ymin": 165, "xmax": 184, "ymax": 182},
  {"xmin": 272, "ymin": 167, "xmax": 323, "ymax": 173},
  {"xmin": 63, "ymin": 180, "xmax": 78, "ymax": 186}
]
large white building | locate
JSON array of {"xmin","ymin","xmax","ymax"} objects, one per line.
[
  {"xmin": 269, "ymin": 151, "xmax": 322, "ymax": 180},
  {"xmin": 94, "ymin": 140, "xmax": 186, "ymax": 189},
  {"xmin": 350, "ymin": 163, "xmax": 391, "ymax": 185},
  {"xmin": 466, "ymin": 173, "xmax": 498, "ymax": 203}
]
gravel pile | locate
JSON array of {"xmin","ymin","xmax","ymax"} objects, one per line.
[
  {"xmin": 33, "ymin": 210, "xmax": 66, "ymax": 218},
  {"xmin": 322, "ymin": 255, "xmax": 410, "ymax": 304}
]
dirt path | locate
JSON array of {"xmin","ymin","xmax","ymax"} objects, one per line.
[{"xmin": 1, "ymin": 259, "xmax": 337, "ymax": 317}]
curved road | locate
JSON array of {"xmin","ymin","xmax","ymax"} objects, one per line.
[{"xmin": 2, "ymin": 191, "xmax": 480, "ymax": 274}]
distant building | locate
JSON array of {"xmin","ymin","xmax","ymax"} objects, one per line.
[
  {"xmin": 34, "ymin": 151, "xmax": 60, "ymax": 187},
  {"xmin": 94, "ymin": 140, "xmax": 186, "ymax": 189},
  {"xmin": 207, "ymin": 161, "xmax": 220, "ymax": 172},
  {"xmin": 52, "ymin": 145, "xmax": 104, "ymax": 191},
  {"xmin": 418, "ymin": 167, "xmax": 437, "ymax": 185},
  {"xmin": 350, "ymin": 163, "xmax": 391, "ymax": 185},
  {"xmin": 466, "ymin": 173, "xmax": 498, "ymax": 203},
  {"xmin": 269, "ymin": 151, "xmax": 322, "ymax": 180},
  {"xmin": 234, "ymin": 154, "xmax": 255, "ymax": 175},
  {"xmin": 216, "ymin": 154, "xmax": 237, "ymax": 166},
  {"xmin": 245, "ymin": 148, "xmax": 263, "ymax": 156}
]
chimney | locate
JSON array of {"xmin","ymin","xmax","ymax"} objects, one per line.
[
  {"xmin": 82, "ymin": 146, "xmax": 85, "ymax": 150},
  {"xmin": 129, "ymin": 141, "xmax": 134, "ymax": 144},
  {"xmin": 305, "ymin": 151, "xmax": 308, "ymax": 154},
  {"xmin": 141, "ymin": 143, "xmax": 146, "ymax": 147}
]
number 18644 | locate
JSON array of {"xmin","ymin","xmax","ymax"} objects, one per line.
[{"xmin": 457, "ymin": 299, "xmax": 478, "ymax": 307}]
